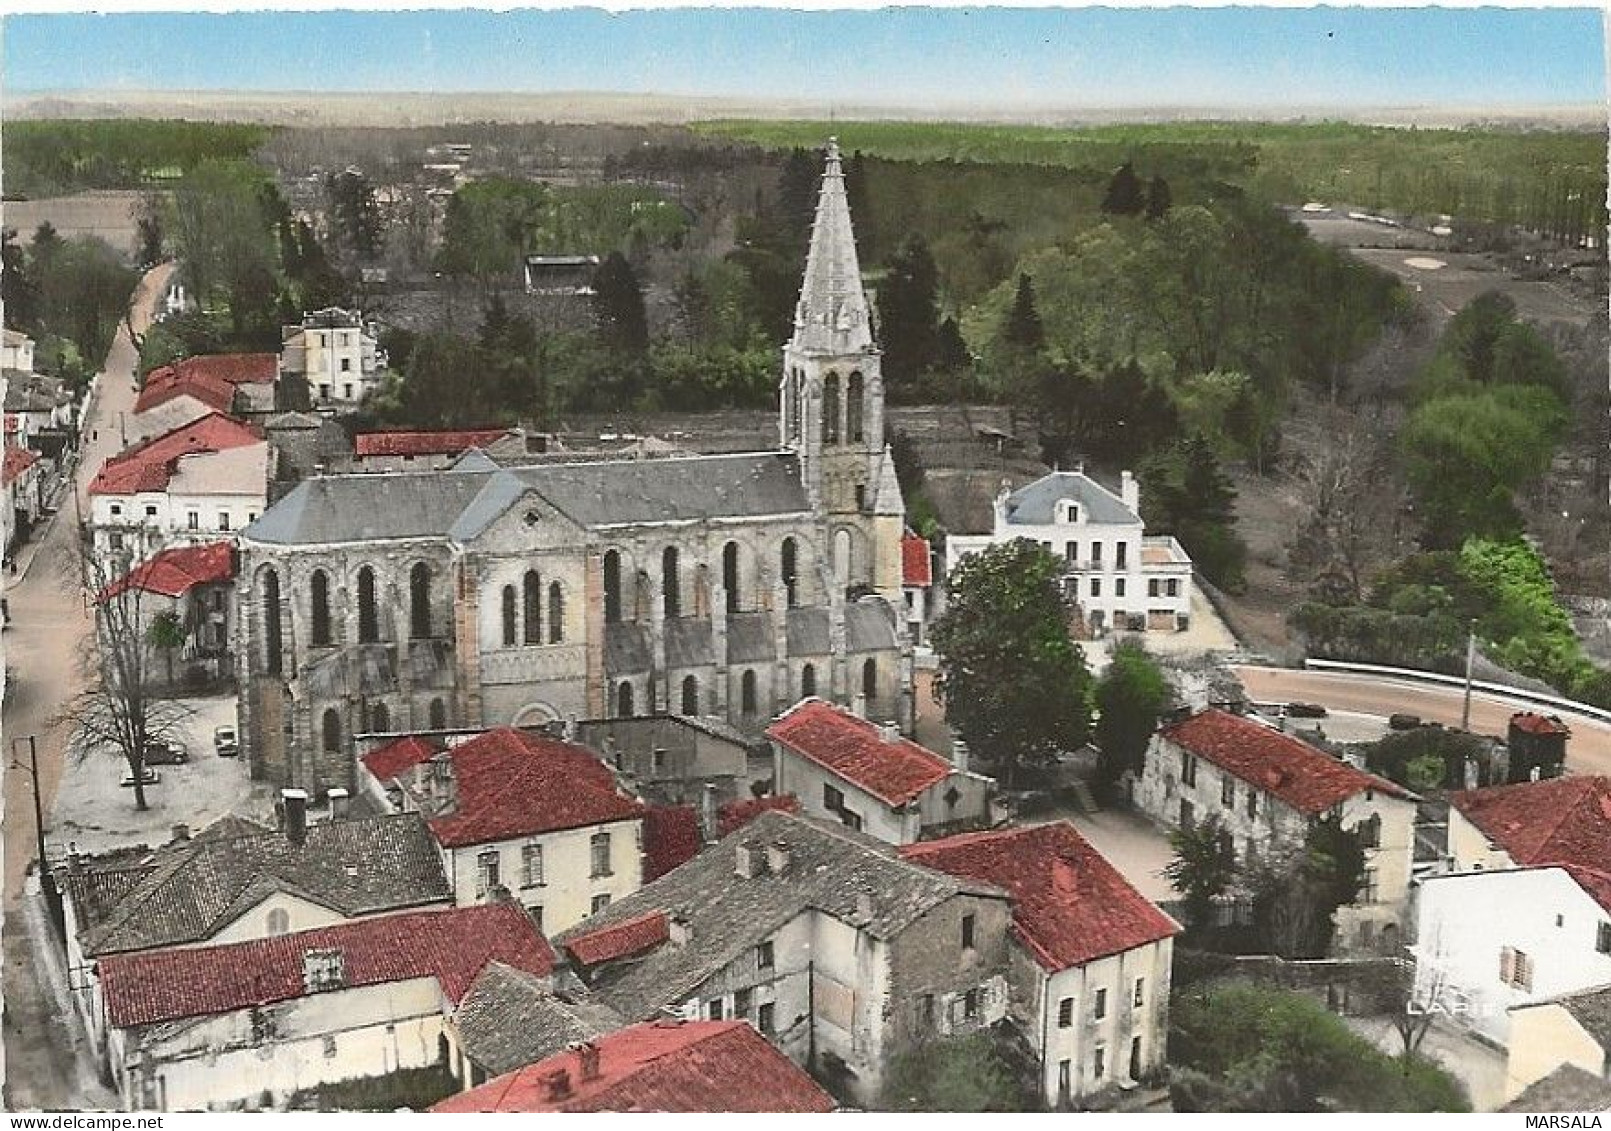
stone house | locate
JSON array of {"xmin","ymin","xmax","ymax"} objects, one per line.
[
  {"xmin": 1413, "ymin": 777, "xmax": 1611, "ymax": 1050},
  {"xmin": 95, "ymin": 902, "xmax": 551, "ymax": 1111},
  {"xmin": 902, "ymin": 823, "xmax": 1180, "ymax": 1109},
  {"xmin": 357, "ymin": 726, "xmax": 647, "ymax": 935},
  {"xmin": 444, "ymin": 960, "xmax": 622, "ymax": 1089},
  {"xmin": 100, "ymin": 541, "xmax": 238, "ymax": 687},
  {"xmin": 572, "ymin": 713, "xmax": 756, "ymax": 808},
  {"xmin": 88, "ymin": 412, "xmax": 269, "ymax": 560},
  {"xmin": 1506, "ymin": 985, "xmax": 1611, "ymax": 1103},
  {"xmin": 552, "ymin": 810, "xmax": 1014, "ymax": 1107},
  {"xmin": 767, "ymin": 697, "xmax": 995, "ymax": 845},
  {"xmin": 1138, "ymin": 709, "xmax": 1418, "ymax": 951},
  {"xmin": 436, "ymin": 1019, "xmax": 837, "ymax": 1112},
  {"xmin": 60, "ymin": 806, "xmax": 452, "ymax": 1070},
  {"xmin": 946, "ymin": 470, "xmax": 1193, "ymax": 636},
  {"xmin": 236, "ymin": 143, "xmax": 910, "ymax": 799}
]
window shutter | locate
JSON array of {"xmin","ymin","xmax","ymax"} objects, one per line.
[
  {"xmin": 1519, "ymin": 952, "xmax": 1535, "ymax": 992},
  {"xmin": 1499, "ymin": 946, "xmax": 1515, "ymax": 985}
]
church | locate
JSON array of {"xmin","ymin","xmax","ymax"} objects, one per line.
[{"xmin": 235, "ymin": 141, "xmax": 913, "ymax": 795}]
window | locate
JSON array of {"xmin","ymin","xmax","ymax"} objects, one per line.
[
  {"xmin": 706, "ymin": 999, "xmax": 724, "ymax": 1021},
  {"xmin": 918, "ymin": 994, "xmax": 935, "ymax": 1028},
  {"xmin": 1247, "ymin": 791, "xmax": 1258, "ymax": 820},
  {"xmin": 1500, "ymin": 947, "xmax": 1535, "ymax": 991},
  {"xmin": 758, "ymin": 1002, "xmax": 776, "ymax": 1035},
  {"xmin": 523, "ymin": 844, "xmax": 544, "ymax": 888},
  {"xmin": 862, "ymin": 658, "xmax": 878, "ymax": 703},
  {"xmin": 218, "ymin": 512, "xmax": 231, "ymax": 531},
  {"xmin": 1094, "ymin": 1046, "xmax": 1107, "ymax": 1080},
  {"xmin": 523, "ymin": 570, "xmax": 542, "ymax": 644},
  {"xmin": 410, "ymin": 563, "xmax": 431, "ymax": 639},
  {"xmin": 1147, "ymin": 578, "xmax": 1159, "ymax": 598},
  {"xmin": 144, "ymin": 504, "xmax": 157, "ymax": 518},
  {"xmin": 1115, "ymin": 578, "xmax": 1126, "ymax": 598},
  {"xmin": 357, "ymin": 566, "xmax": 378, "ymax": 642},
  {"xmin": 681, "ymin": 676, "xmax": 699, "ymax": 716},
  {"xmin": 741, "ymin": 669, "xmax": 758, "ymax": 715},
  {"xmin": 262, "ymin": 568, "xmax": 283, "ymax": 674},
  {"xmin": 311, "ymin": 570, "xmax": 332, "ymax": 646},
  {"xmin": 734, "ymin": 987, "xmax": 754, "ymax": 1018},
  {"xmin": 652, "ymin": 748, "xmax": 667, "ymax": 773},
  {"xmin": 1166, "ymin": 579, "xmax": 1180, "ymax": 598},
  {"xmin": 476, "ymin": 851, "xmax": 501, "ymax": 898},
  {"xmin": 1065, "ymin": 541, "xmax": 1078, "ymax": 563},
  {"xmin": 1058, "ymin": 1060, "xmax": 1071, "ymax": 1103},
  {"xmin": 1599, "ymin": 923, "xmax": 1611, "ymax": 954},
  {"xmin": 187, "ymin": 511, "xmax": 200, "ymax": 530},
  {"xmin": 591, "ymin": 832, "xmax": 613, "ymax": 878},
  {"xmin": 429, "ymin": 698, "xmax": 447, "ymax": 729},
  {"xmin": 855, "ymin": 484, "xmax": 867, "ymax": 511},
  {"xmin": 340, "ymin": 357, "xmax": 351, "ymax": 372},
  {"xmin": 1179, "ymin": 799, "xmax": 1195, "ymax": 828},
  {"xmin": 1181, "ymin": 753, "xmax": 1197, "ymax": 787},
  {"xmin": 847, "ymin": 371, "xmax": 864, "ymax": 442},
  {"xmin": 1090, "ymin": 578, "xmax": 1101, "ymax": 598},
  {"xmin": 723, "ymin": 542, "xmax": 740, "ymax": 613},
  {"xmin": 248, "ymin": 512, "xmax": 257, "ymax": 523},
  {"xmin": 545, "ymin": 581, "xmax": 563, "ymax": 643},
  {"xmin": 822, "ymin": 373, "xmax": 840, "ymax": 443},
  {"xmin": 266, "ymin": 908, "xmax": 290, "ymax": 936},
  {"xmin": 963, "ymin": 988, "xmax": 980, "ymax": 1020},
  {"xmin": 1130, "ymin": 1036, "xmax": 1144, "ymax": 1081},
  {"xmin": 801, "ymin": 663, "xmax": 817, "ymax": 698},
  {"xmin": 824, "ymin": 783, "xmax": 845, "ymax": 812},
  {"xmin": 591, "ymin": 893, "xmax": 612, "ymax": 914},
  {"xmin": 603, "ymin": 550, "xmax": 622, "ymax": 623},
  {"xmin": 1058, "ymin": 997, "xmax": 1074, "ymax": 1028},
  {"xmin": 109, "ymin": 532, "xmax": 123, "ymax": 551},
  {"xmin": 616, "ymin": 681, "xmax": 634, "ymax": 718},
  {"xmin": 321, "ymin": 709, "xmax": 341, "ymax": 754},
  {"xmin": 1361, "ymin": 868, "xmax": 1378, "ymax": 904},
  {"xmin": 962, "ymin": 913, "xmax": 976, "ymax": 951},
  {"xmin": 1221, "ymin": 776, "xmax": 1235, "ymax": 808},
  {"xmin": 781, "ymin": 538, "xmax": 798, "ymax": 607},
  {"xmin": 323, "ymin": 1035, "xmax": 337, "ymax": 1058},
  {"xmin": 662, "ymin": 547, "xmax": 681, "ymax": 617},
  {"xmin": 1116, "ymin": 542, "xmax": 1128, "ymax": 570},
  {"xmin": 756, "ymin": 941, "xmax": 775, "ymax": 970},
  {"xmin": 1133, "ymin": 978, "xmax": 1145, "ymax": 1008},
  {"xmin": 1357, "ymin": 814, "xmax": 1382, "ymax": 849},
  {"xmin": 1091, "ymin": 541, "xmax": 1102, "ymax": 565},
  {"xmin": 501, "ymin": 585, "xmax": 518, "ymax": 646},
  {"xmin": 1093, "ymin": 988, "xmax": 1108, "ymax": 1020},
  {"xmin": 109, "ymin": 503, "xmax": 123, "ymax": 517}
]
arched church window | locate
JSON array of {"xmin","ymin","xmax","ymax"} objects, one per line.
[
  {"xmin": 548, "ymin": 582, "xmax": 564, "ymax": 643},
  {"xmin": 310, "ymin": 569, "xmax": 331, "ymax": 647},
  {"xmin": 833, "ymin": 529, "xmax": 853, "ymax": 585},
  {"xmin": 741, "ymin": 669, "xmax": 758, "ymax": 716},
  {"xmin": 822, "ymin": 373, "xmax": 841, "ymax": 443},
  {"xmin": 501, "ymin": 586, "xmax": 518, "ymax": 647},
  {"xmin": 616, "ymin": 681, "xmax": 635, "ymax": 718},
  {"xmin": 321, "ymin": 709, "xmax": 341, "ymax": 754},
  {"xmin": 801, "ymin": 663, "xmax": 817, "ymax": 698},
  {"xmin": 429, "ymin": 698, "xmax": 447, "ymax": 729},
  {"xmin": 409, "ymin": 563, "xmax": 431, "ymax": 639},
  {"xmin": 662, "ymin": 547, "xmax": 681, "ymax": 618},
  {"xmin": 781, "ymin": 537, "xmax": 798, "ymax": 608},
  {"xmin": 863, "ymin": 658, "xmax": 878, "ymax": 704},
  {"xmin": 723, "ymin": 541, "xmax": 740, "ymax": 614},
  {"xmin": 847, "ymin": 371, "xmax": 864, "ymax": 442},
  {"xmin": 681, "ymin": 675, "xmax": 699, "ymax": 716},
  {"xmin": 603, "ymin": 550, "xmax": 622, "ymax": 624},
  {"xmin": 357, "ymin": 566, "xmax": 379, "ymax": 643},
  {"xmin": 261, "ymin": 568, "xmax": 283, "ymax": 674},
  {"xmin": 523, "ymin": 570, "xmax": 542, "ymax": 645}
]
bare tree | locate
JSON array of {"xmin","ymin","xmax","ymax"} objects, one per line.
[
  {"xmin": 1367, "ymin": 928, "xmax": 1450, "ymax": 1068},
  {"xmin": 55, "ymin": 526, "xmax": 192, "ymax": 811},
  {"xmin": 1285, "ymin": 408, "xmax": 1405, "ymax": 602}
]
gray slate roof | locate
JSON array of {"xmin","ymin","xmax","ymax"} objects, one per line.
[
  {"xmin": 1003, "ymin": 471, "xmax": 1139, "ymax": 527},
  {"xmin": 1500, "ymin": 1065, "xmax": 1611, "ymax": 1113},
  {"xmin": 455, "ymin": 962, "xmax": 623, "ymax": 1077},
  {"xmin": 552, "ymin": 810, "xmax": 1005, "ymax": 1021},
  {"xmin": 1556, "ymin": 984, "xmax": 1611, "ymax": 1050},
  {"xmin": 246, "ymin": 452, "xmax": 810, "ymax": 546},
  {"xmin": 846, "ymin": 599, "xmax": 897, "ymax": 653},
  {"xmin": 77, "ymin": 812, "xmax": 452, "ymax": 956}
]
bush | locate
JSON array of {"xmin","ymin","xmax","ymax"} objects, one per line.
[{"xmin": 879, "ymin": 1033, "xmax": 1039, "ymax": 1112}]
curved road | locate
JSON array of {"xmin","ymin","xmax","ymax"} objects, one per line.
[{"xmin": 1234, "ymin": 664, "xmax": 1611, "ymax": 777}]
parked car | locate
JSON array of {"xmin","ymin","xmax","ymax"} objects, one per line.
[
  {"xmin": 143, "ymin": 740, "xmax": 189, "ymax": 765},
  {"xmin": 120, "ymin": 768, "xmax": 160, "ymax": 788},
  {"xmin": 1285, "ymin": 702, "xmax": 1328, "ymax": 719},
  {"xmin": 1389, "ymin": 713, "xmax": 1422, "ymax": 731},
  {"xmin": 214, "ymin": 726, "xmax": 239, "ymax": 757}
]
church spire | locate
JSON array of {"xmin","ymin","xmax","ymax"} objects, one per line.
[{"xmin": 790, "ymin": 138, "xmax": 873, "ymax": 356}]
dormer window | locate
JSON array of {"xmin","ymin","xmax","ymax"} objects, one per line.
[{"xmin": 1060, "ymin": 501, "xmax": 1080, "ymax": 524}]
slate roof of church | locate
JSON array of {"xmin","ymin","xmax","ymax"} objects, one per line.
[
  {"xmin": 552, "ymin": 810, "xmax": 1005, "ymax": 1021},
  {"xmin": 245, "ymin": 452, "xmax": 810, "ymax": 546}
]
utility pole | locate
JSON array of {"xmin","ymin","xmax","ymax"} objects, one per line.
[
  {"xmin": 1461, "ymin": 621, "xmax": 1477, "ymax": 732},
  {"xmin": 12, "ymin": 734, "xmax": 62, "ymax": 941}
]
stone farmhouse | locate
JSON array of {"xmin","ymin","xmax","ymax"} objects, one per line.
[{"xmin": 235, "ymin": 142, "xmax": 911, "ymax": 798}]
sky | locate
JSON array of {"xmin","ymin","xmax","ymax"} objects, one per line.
[{"xmin": 3, "ymin": 6, "xmax": 1606, "ymax": 110}]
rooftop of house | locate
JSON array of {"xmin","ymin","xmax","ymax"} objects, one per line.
[
  {"xmin": 564, "ymin": 911, "xmax": 671, "ymax": 969},
  {"xmin": 901, "ymin": 822, "xmax": 1180, "ymax": 971},
  {"xmin": 716, "ymin": 794, "xmax": 801, "ymax": 839},
  {"xmin": 244, "ymin": 451, "xmax": 810, "ymax": 546},
  {"xmin": 88, "ymin": 412, "xmax": 262, "ymax": 496},
  {"xmin": 551, "ymin": 810, "xmax": 1005, "ymax": 1022},
  {"xmin": 354, "ymin": 428, "xmax": 513, "ymax": 459},
  {"xmin": 1159, "ymin": 709, "xmax": 1414, "ymax": 815},
  {"xmin": 1449, "ymin": 776, "xmax": 1611, "ymax": 911},
  {"xmin": 642, "ymin": 806, "xmax": 701, "ymax": 883},
  {"xmin": 361, "ymin": 727, "xmax": 645, "ymax": 847},
  {"xmin": 1531, "ymin": 982, "xmax": 1611, "ymax": 1051},
  {"xmin": 766, "ymin": 698, "xmax": 960, "ymax": 807},
  {"xmin": 286, "ymin": 307, "xmax": 367, "ymax": 332},
  {"xmin": 2, "ymin": 446, "xmax": 40, "ymax": 486},
  {"xmin": 69, "ymin": 811, "xmax": 452, "ymax": 957},
  {"xmin": 100, "ymin": 541, "xmax": 235, "ymax": 601},
  {"xmin": 433, "ymin": 1019, "xmax": 836, "ymax": 1113},
  {"xmin": 1498, "ymin": 1064, "xmax": 1611, "ymax": 1114},
  {"xmin": 134, "ymin": 354, "xmax": 275, "ymax": 415},
  {"xmin": 1001, "ymin": 470, "xmax": 1139, "ymax": 527},
  {"xmin": 902, "ymin": 531, "xmax": 932, "ymax": 588},
  {"xmin": 1511, "ymin": 712, "xmax": 1572, "ymax": 737},
  {"xmin": 98, "ymin": 901, "xmax": 552, "ymax": 1030},
  {"xmin": 453, "ymin": 961, "xmax": 622, "ymax": 1078}
]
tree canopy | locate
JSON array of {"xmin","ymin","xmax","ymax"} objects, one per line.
[{"xmin": 1093, "ymin": 642, "xmax": 1171, "ymax": 788}]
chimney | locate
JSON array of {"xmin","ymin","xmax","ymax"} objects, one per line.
[
  {"xmin": 282, "ymin": 788, "xmax": 309, "ymax": 847},
  {"xmin": 171, "ymin": 823, "xmax": 191, "ymax": 843},
  {"xmin": 669, "ymin": 916, "xmax": 692, "ymax": 946},
  {"xmin": 735, "ymin": 842, "xmax": 765, "ymax": 879},
  {"xmin": 574, "ymin": 1041, "xmax": 602, "ymax": 1082},
  {"xmin": 852, "ymin": 692, "xmax": 867, "ymax": 719},
  {"xmin": 951, "ymin": 741, "xmax": 970, "ymax": 774},
  {"xmin": 326, "ymin": 787, "xmax": 350, "ymax": 821},
  {"xmin": 700, "ymin": 783, "xmax": 719, "ymax": 844},
  {"xmin": 765, "ymin": 841, "xmax": 791, "ymax": 875},
  {"xmin": 879, "ymin": 721, "xmax": 901, "ymax": 743},
  {"xmin": 541, "ymin": 1068, "xmax": 572, "ymax": 1102},
  {"xmin": 1121, "ymin": 469, "xmax": 1139, "ymax": 513}
]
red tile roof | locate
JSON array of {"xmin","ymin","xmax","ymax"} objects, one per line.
[
  {"xmin": 432, "ymin": 1020, "xmax": 835, "ymax": 1113},
  {"xmin": 354, "ymin": 428, "xmax": 510, "ymax": 459},
  {"xmin": 902, "ymin": 532, "xmax": 933, "ymax": 587},
  {"xmin": 1, "ymin": 446, "xmax": 39, "ymax": 486},
  {"xmin": 1511, "ymin": 712, "xmax": 1571, "ymax": 737},
  {"xmin": 717, "ymin": 794, "xmax": 801, "ymax": 838},
  {"xmin": 1159, "ymin": 709, "xmax": 1412, "ymax": 815},
  {"xmin": 98, "ymin": 902, "xmax": 553, "ymax": 1029},
  {"xmin": 767, "ymin": 699, "xmax": 954, "ymax": 807},
  {"xmin": 564, "ymin": 910, "xmax": 670, "ymax": 968},
  {"xmin": 360, "ymin": 728, "xmax": 645, "ymax": 847},
  {"xmin": 1450, "ymin": 776, "xmax": 1611, "ymax": 912},
  {"xmin": 903, "ymin": 822, "xmax": 1179, "ymax": 970},
  {"xmin": 642, "ymin": 805, "xmax": 700, "ymax": 882},
  {"xmin": 88, "ymin": 413, "xmax": 262, "ymax": 496},
  {"xmin": 134, "ymin": 353, "xmax": 274, "ymax": 414},
  {"xmin": 101, "ymin": 541, "xmax": 235, "ymax": 600}
]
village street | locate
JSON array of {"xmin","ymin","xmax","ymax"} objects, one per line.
[{"xmin": 2, "ymin": 261, "xmax": 174, "ymax": 1110}]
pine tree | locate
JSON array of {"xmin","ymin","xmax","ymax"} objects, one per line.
[
  {"xmin": 876, "ymin": 234, "xmax": 942, "ymax": 392},
  {"xmin": 935, "ymin": 316, "xmax": 971, "ymax": 372},
  {"xmin": 1102, "ymin": 161, "xmax": 1147, "ymax": 216},
  {"xmin": 1003, "ymin": 273, "xmax": 1045, "ymax": 353},
  {"xmin": 1146, "ymin": 175, "xmax": 1174, "ymax": 220},
  {"xmin": 591, "ymin": 251, "xmax": 649, "ymax": 355}
]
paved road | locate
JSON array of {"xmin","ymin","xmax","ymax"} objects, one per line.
[
  {"xmin": 2, "ymin": 261, "xmax": 174, "ymax": 1110},
  {"xmin": 1234, "ymin": 665, "xmax": 1611, "ymax": 777}
]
